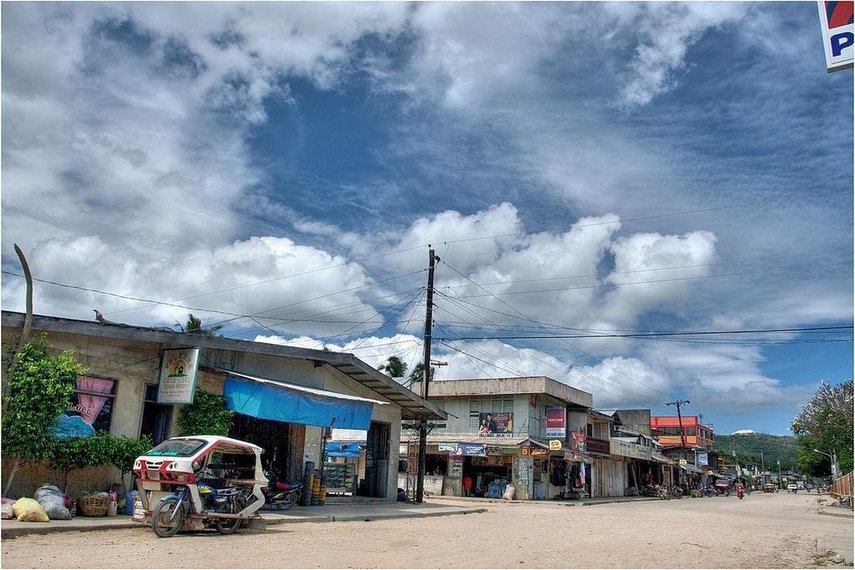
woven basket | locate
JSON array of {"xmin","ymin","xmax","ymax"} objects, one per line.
[{"xmin": 77, "ymin": 495, "xmax": 110, "ymax": 517}]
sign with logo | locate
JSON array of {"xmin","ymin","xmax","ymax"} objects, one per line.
[
  {"xmin": 545, "ymin": 407, "xmax": 566, "ymax": 438},
  {"xmin": 679, "ymin": 458, "xmax": 687, "ymax": 465},
  {"xmin": 548, "ymin": 439, "xmax": 563, "ymax": 451},
  {"xmin": 157, "ymin": 348, "xmax": 200, "ymax": 404},
  {"xmin": 478, "ymin": 412, "xmax": 514, "ymax": 436},
  {"xmin": 521, "ymin": 446, "xmax": 548, "ymax": 457},
  {"xmin": 817, "ymin": 0, "xmax": 854, "ymax": 71}
]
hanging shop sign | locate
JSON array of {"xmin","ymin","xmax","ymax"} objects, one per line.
[
  {"xmin": 521, "ymin": 446, "xmax": 548, "ymax": 457},
  {"xmin": 817, "ymin": 0, "xmax": 854, "ymax": 72},
  {"xmin": 545, "ymin": 407, "xmax": 566, "ymax": 438},
  {"xmin": 548, "ymin": 439, "xmax": 563, "ymax": 451},
  {"xmin": 478, "ymin": 412, "xmax": 514, "ymax": 437},
  {"xmin": 157, "ymin": 347, "xmax": 201, "ymax": 404},
  {"xmin": 570, "ymin": 431, "xmax": 586, "ymax": 452}
]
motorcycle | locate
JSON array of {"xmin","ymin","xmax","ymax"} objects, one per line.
[
  {"xmin": 150, "ymin": 482, "xmax": 248, "ymax": 537},
  {"xmin": 133, "ymin": 435, "xmax": 267, "ymax": 538},
  {"xmin": 656, "ymin": 485, "xmax": 670, "ymax": 500},
  {"xmin": 263, "ymin": 471, "xmax": 304, "ymax": 510},
  {"xmin": 737, "ymin": 486, "xmax": 745, "ymax": 500}
]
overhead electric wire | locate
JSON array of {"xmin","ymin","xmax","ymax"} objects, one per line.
[
  {"xmin": 438, "ymin": 260, "xmax": 675, "ymax": 404},
  {"xmin": 442, "ymin": 325, "xmax": 853, "ymax": 341},
  {"xmin": 434, "ymin": 289, "xmax": 661, "ymax": 407}
]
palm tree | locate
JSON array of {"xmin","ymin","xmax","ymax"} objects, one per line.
[
  {"xmin": 408, "ymin": 362, "xmax": 434, "ymax": 384},
  {"xmin": 176, "ymin": 313, "xmax": 224, "ymax": 337},
  {"xmin": 377, "ymin": 356, "xmax": 407, "ymax": 378}
]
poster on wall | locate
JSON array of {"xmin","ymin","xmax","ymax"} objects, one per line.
[
  {"xmin": 157, "ymin": 347, "xmax": 201, "ymax": 404},
  {"xmin": 478, "ymin": 412, "xmax": 514, "ymax": 436},
  {"xmin": 545, "ymin": 407, "xmax": 566, "ymax": 437},
  {"xmin": 570, "ymin": 431, "xmax": 586, "ymax": 452},
  {"xmin": 50, "ymin": 376, "xmax": 117, "ymax": 438}
]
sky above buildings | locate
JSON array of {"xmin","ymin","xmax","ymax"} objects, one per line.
[{"xmin": 2, "ymin": 2, "xmax": 852, "ymax": 436}]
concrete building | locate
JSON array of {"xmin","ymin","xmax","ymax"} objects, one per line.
[
  {"xmin": 406, "ymin": 376, "xmax": 619, "ymax": 500},
  {"xmin": 1, "ymin": 311, "xmax": 444, "ymax": 501}
]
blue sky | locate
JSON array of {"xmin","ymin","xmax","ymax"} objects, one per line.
[{"xmin": 2, "ymin": 2, "xmax": 852, "ymax": 436}]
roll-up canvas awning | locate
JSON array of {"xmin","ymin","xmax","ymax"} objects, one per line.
[{"xmin": 223, "ymin": 372, "xmax": 387, "ymax": 430}]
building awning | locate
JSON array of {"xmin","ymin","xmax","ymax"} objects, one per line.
[
  {"xmin": 223, "ymin": 372, "xmax": 387, "ymax": 430},
  {"xmin": 651, "ymin": 452, "xmax": 674, "ymax": 464},
  {"xmin": 680, "ymin": 463, "xmax": 704, "ymax": 474}
]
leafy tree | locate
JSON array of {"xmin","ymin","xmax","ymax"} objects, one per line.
[
  {"xmin": 377, "ymin": 356, "xmax": 407, "ymax": 378},
  {"xmin": 49, "ymin": 433, "xmax": 112, "ymax": 492},
  {"xmin": 176, "ymin": 313, "xmax": 224, "ymax": 337},
  {"xmin": 107, "ymin": 434, "xmax": 154, "ymax": 491},
  {"xmin": 791, "ymin": 379, "xmax": 853, "ymax": 477},
  {"xmin": 178, "ymin": 391, "xmax": 234, "ymax": 436},
  {"xmin": 2, "ymin": 334, "xmax": 85, "ymax": 492}
]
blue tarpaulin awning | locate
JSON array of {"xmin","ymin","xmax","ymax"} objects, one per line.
[{"xmin": 223, "ymin": 372, "xmax": 387, "ymax": 430}]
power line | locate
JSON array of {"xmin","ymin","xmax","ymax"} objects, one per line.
[{"xmin": 441, "ymin": 325, "xmax": 853, "ymax": 341}]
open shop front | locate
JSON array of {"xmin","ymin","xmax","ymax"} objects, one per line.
[
  {"xmin": 544, "ymin": 450, "xmax": 591, "ymax": 500},
  {"xmin": 222, "ymin": 371, "xmax": 390, "ymax": 500}
]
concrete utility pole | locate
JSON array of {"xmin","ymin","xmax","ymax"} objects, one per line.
[
  {"xmin": 666, "ymin": 399, "xmax": 690, "ymax": 481},
  {"xmin": 416, "ymin": 248, "xmax": 438, "ymax": 504}
]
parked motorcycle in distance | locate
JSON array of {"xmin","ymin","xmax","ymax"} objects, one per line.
[
  {"xmin": 656, "ymin": 485, "xmax": 670, "ymax": 500},
  {"xmin": 263, "ymin": 471, "xmax": 304, "ymax": 510}
]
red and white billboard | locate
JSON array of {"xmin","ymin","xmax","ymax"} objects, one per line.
[
  {"xmin": 817, "ymin": 1, "xmax": 854, "ymax": 72},
  {"xmin": 545, "ymin": 407, "xmax": 566, "ymax": 438}
]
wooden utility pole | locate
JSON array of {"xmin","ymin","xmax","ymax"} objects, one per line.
[
  {"xmin": 416, "ymin": 248, "xmax": 438, "ymax": 503},
  {"xmin": 3, "ymin": 245, "xmax": 34, "ymax": 403},
  {"xmin": 666, "ymin": 399, "xmax": 690, "ymax": 482}
]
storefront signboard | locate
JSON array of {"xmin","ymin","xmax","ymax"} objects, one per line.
[
  {"xmin": 454, "ymin": 443, "xmax": 487, "ymax": 457},
  {"xmin": 157, "ymin": 347, "xmax": 200, "ymax": 404},
  {"xmin": 548, "ymin": 439, "xmax": 563, "ymax": 451},
  {"xmin": 586, "ymin": 437, "xmax": 610, "ymax": 455},
  {"xmin": 609, "ymin": 439, "xmax": 651, "ymax": 460},
  {"xmin": 545, "ymin": 407, "xmax": 566, "ymax": 437}
]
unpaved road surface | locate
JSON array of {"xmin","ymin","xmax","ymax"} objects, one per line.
[{"xmin": 2, "ymin": 492, "xmax": 852, "ymax": 568}]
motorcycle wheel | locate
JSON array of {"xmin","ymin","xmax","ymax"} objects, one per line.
[
  {"xmin": 277, "ymin": 491, "xmax": 298, "ymax": 511},
  {"xmin": 151, "ymin": 498, "xmax": 185, "ymax": 538},
  {"xmin": 215, "ymin": 496, "xmax": 244, "ymax": 535}
]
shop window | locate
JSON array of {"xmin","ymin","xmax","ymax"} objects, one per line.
[
  {"xmin": 67, "ymin": 375, "xmax": 116, "ymax": 433},
  {"xmin": 140, "ymin": 384, "xmax": 172, "ymax": 445},
  {"xmin": 687, "ymin": 427, "xmax": 697, "ymax": 436}
]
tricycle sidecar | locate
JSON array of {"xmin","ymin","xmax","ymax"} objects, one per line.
[{"xmin": 133, "ymin": 435, "xmax": 266, "ymax": 536}]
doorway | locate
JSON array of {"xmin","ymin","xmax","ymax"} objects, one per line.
[
  {"xmin": 230, "ymin": 413, "xmax": 298, "ymax": 480},
  {"xmin": 140, "ymin": 384, "xmax": 172, "ymax": 445},
  {"xmin": 363, "ymin": 421, "xmax": 390, "ymax": 498}
]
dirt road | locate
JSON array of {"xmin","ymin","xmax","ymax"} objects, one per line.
[{"xmin": 2, "ymin": 492, "xmax": 851, "ymax": 568}]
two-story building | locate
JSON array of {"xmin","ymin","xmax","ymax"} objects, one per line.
[
  {"xmin": 407, "ymin": 376, "xmax": 624, "ymax": 501},
  {"xmin": 651, "ymin": 415, "xmax": 719, "ymax": 488}
]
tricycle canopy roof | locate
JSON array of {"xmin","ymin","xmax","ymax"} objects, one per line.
[{"xmin": 144, "ymin": 435, "xmax": 264, "ymax": 457}]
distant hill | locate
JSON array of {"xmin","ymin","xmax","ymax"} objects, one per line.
[{"xmin": 716, "ymin": 432, "xmax": 799, "ymax": 470}]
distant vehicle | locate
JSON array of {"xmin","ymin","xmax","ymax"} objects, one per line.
[
  {"xmin": 764, "ymin": 483, "xmax": 776, "ymax": 493},
  {"xmin": 796, "ymin": 482, "xmax": 805, "ymax": 490},
  {"xmin": 787, "ymin": 483, "xmax": 798, "ymax": 493}
]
